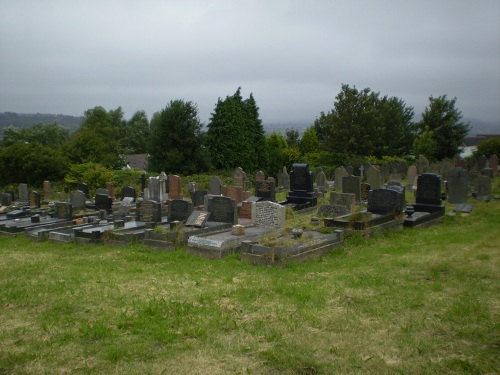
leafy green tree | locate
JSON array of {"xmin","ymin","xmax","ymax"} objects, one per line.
[
  {"xmin": 285, "ymin": 128, "xmax": 300, "ymax": 148},
  {"xmin": 207, "ymin": 87, "xmax": 266, "ymax": 171},
  {"xmin": 474, "ymin": 138, "xmax": 500, "ymax": 158},
  {"xmin": 299, "ymin": 126, "xmax": 320, "ymax": 155},
  {"xmin": 65, "ymin": 106, "xmax": 124, "ymax": 169},
  {"xmin": 413, "ymin": 126, "xmax": 438, "ymax": 161},
  {"xmin": 416, "ymin": 95, "xmax": 470, "ymax": 160},
  {"xmin": 148, "ymin": 100, "xmax": 209, "ymax": 174},
  {"xmin": 1, "ymin": 122, "xmax": 70, "ymax": 148},
  {"xmin": 119, "ymin": 110, "xmax": 150, "ymax": 154},
  {"xmin": 266, "ymin": 132, "xmax": 289, "ymax": 176}
]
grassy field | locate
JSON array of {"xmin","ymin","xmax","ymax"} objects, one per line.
[{"xmin": 1, "ymin": 191, "xmax": 499, "ymax": 374}]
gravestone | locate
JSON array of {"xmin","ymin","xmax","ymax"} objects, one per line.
[
  {"xmin": 96, "ymin": 188, "xmax": 109, "ymax": 196},
  {"xmin": 468, "ymin": 171, "xmax": 479, "ymax": 187},
  {"xmin": 488, "ymin": 154, "xmax": 498, "ymax": 176},
  {"xmin": 277, "ymin": 171, "xmax": 283, "ymax": 189},
  {"xmin": 388, "ymin": 173, "xmax": 401, "ymax": 184},
  {"xmin": 439, "ymin": 161, "xmax": 453, "ymax": 181},
  {"xmin": 315, "ymin": 171, "xmax": 328, "ymax": 192},
  {"xmin": 380, "ymin": 163, "xmax": 390, "ymax": 182},
  {"xmin": 398, "ymin": 160, "xmax": 408, "ymax": 176},
  {"xmin": 282, "ymin": 167, "xmax": 290, "ymax": 190},
  {"xmin": 18, "ymin": 183, "xmax": 29, "ymax": 202},
  {"xmin": 368, "ymin": 188, "xmax": 404, "ymax": 215},
  {"xmin": 360, "ymin": 183, "xmax": 371, "ymax": 200},
  {"xmin": 477, "ymin": 155, "xmax": 488, "ymax": 170},
  {"xmin": 1, "ymin": 193, "xmax": 12, "ymax": 206},
  {"xmin": 185, "ymin": 210, "xmax": 210, "ymax": 227},
  {"xmin": 239, "ymin": 201, "xmax": 253, "ymax": 219},
  {"xmin": 29, "ymin": 191, "xmax": 41, "ymax": 208},
  {"xmin": 43, "ymin": 181, "xmax": 51, "ymax": 199},
  {"xmin": 317, "ymin": 204, "xmax": 349, "ymax": 218},
  {"xmin": 77, "ymin": 183, "xmax": 89, "ymax": 198},
  {"xmin": 223, "ymin": 185, "xmax": 245, "ymax": 203},
  {"xmin": 105, "ymin": 182, "xmax": 115, "ymax": 198},
  {"xmin": 386, "ymin": 184, "xmax": 405, "ymax": 214},
  {"xmin": 167, "ymin": 199, "xmax": 194, "ymax": 222},
  {"xmin": 345, "ymin": 165, "xmax": 353, "ymax": 176},
  {"xmin": 446, "ymin": 167, "xmax": 468, "ymax": 204},
  {"xmin": 285, "ymin": 164, "xmax": 317, "ymax": 208},
  {"xmin": 205, "ymin": 195, "xmax": 238, "ymax": 224},
  {"xmin": 209, "ymin": 176, "xmax": 223, "ymax": 195},
  {"xmin": 70, "ymin": 190, "xmax": 86, "ymax": 210},
  {"xmin": 366, "ymin": 166, "xmax": 382, "ymax": 190},
  {"xmin": 114, "ymin": 197, "xmax": 134, "ymax": 221},
  {"xmin": 121, "ymin": 186, "xmax": 136, "ymax": 202},
  {"xmin": 429, "ymin": 163, "xmax": 440, "ymax": 174},
  {"xmin": 168, "ymin": 175, "xmax": 183, "ymax": 200},
  {"xmin": 255, "ymin": 180, "xmax": 276, "ymax": 202},
  {"xmin": 255, "ymin": 171, "xmax": 265, "ymax": 181},
  {"xmin": 136, "ymin": 200, "xmax": 162, "ymax": 222},
  {"xmin": 415, "ymin": 173, "xmax": 442, "ymax": 206},
  {"xmin": 54, "ymin": 202, "xmax": 73, "ymax": 220},
  {"xmin": 466, "ymin": 156, "xmax": 478, "ymax": 171},
  {"xmin": 159, "ymin": 172, "xmax": 168, "ymax": 196},
  {"xmin": 416, "ymin": 155, "xmax": 430, "ymax": 175},
  {"xmin": 232, "ymin": 167, "xmax": 246, "ymax": 188},
  {"xmin": 187, "ymin": 181, "xmax": 198, "ymax": 193},
  {"xmin": 406, "ymin": 165, "xmax": 417, "ymax": 188},
  {"xmin": 95, "ymin": 194, "xmax": 113, "ymax": 212},
  {"xmin": 474, "ymin": 176, "xmax": 492, "ymax": 199},
  {"xmin": 251, "ymin": 201, "xmax": 286, "ymax": 228},
  {"xmin": 342, "ymin": 175, "xmax": 361, "ymax": 201},
  {"xmin": 334, "ymin": 167, "xmax": 349, "ymax": 191},
  {"xmin": 190, "ymin": 190, "xmax": 208, "ymax": 207},
  {"xmin": 148, "ymin": 177, "xmax": 161, "ymax": 202},
  {"xmin": 329, "ymin": 192, "xmax": 355, "ymax": 213}
]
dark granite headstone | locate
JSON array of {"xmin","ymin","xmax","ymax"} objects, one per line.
[
  {"xmin": 415, "ymin": 173, "xmax": 441, "ymax": 206},
  {"xmin": 204, "ymin": 195, "xmax": 237, "ymax": 224},
  {"xmin": 167, "ymin": 199, "xmax": 194, "ymax": 222},
  {"xmin": 190, "ymin": 190, "xmax": 208, "ymax": 207},
  {"xmin": 121, "ymin": 186, "xmax": 136, "ymax": 202},
  {"xmin": 29, "ymin": 191, "xmax": 41, "ymax": 208},
  {"xmin": 342, "ymin": 175, "xmax": 361, "ymax": 201},
  {"xmin": 1, "ymin": 193, "xmax": 12, "ymax": 206},
  {"xmin": 54, "ymin": 202, "xmax": 73, "ymax": 220},
  {"xmin": 95, "ymin": 193, "xmax": 113, "ymax": 211},
  {"xmin": 136, "ymin": 200, "xmax": 162, "ymax": 222},
  {"xmin": 368, "ymin": 188, "xmax": 403, "ymax": 215},
  {"xmin": 255, "ymin": 180, "xmax": 276, "ymax": 201},
  {"xmin": 77, "ymin": 183, "xmax": 89, "ymax": 198},
  {"xmin": 185, "ymin": 210, "xmax": 210, "ymax": 227},
  {"xmin": 385, "ymin": 185, "xmax": 405, "ymax": 213},
  {"xmin": 289, "ymin": 163, "xmax": 313, "ymax": 192}
]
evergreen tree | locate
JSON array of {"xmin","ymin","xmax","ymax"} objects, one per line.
[{"xmin": 119, "ymin": 110, "xmax": 150, "ymax": 154}]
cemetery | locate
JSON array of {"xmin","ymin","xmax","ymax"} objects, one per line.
[{"xmin": 0, "ymin": 158, "xmax": 498, "ymax": 265}]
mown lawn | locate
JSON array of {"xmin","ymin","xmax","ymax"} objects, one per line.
[{"xmin": 1, "ymin": 196, "xmax": 499, "ymax": 374}]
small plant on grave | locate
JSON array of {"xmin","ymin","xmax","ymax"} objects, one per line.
[
  {"xmin": 174, "ymin": 224, "xmax": 186, "ymax": 247},
  {"xmin": 102, "ymin": 230, "xmax": 116, "ymax": 242},
  {"xmin": 319, "ymin": 227, "xmax": 334, "ymax": 235},
  {"xmin": 153, "ymin": 225, "xmax": 168, "ymax": 234}
]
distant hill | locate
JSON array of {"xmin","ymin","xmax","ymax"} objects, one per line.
[{"xmin": 0, "ymin": 112, "xmax": 83, "ymax": 136}]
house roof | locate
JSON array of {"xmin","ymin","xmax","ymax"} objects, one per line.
[{"xmin": 124, "ymin": 154, "xmax": 148, "ymax": 171}]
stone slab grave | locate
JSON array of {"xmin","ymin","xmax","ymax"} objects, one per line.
[
  {"xmin": 74, "ymin": 220, "xmax": 145, "ymax": 244},
  {"xmin": 282, "ymin": 163, "xmax": 317, "ymax": 211},
  {"xmin": 316, "ymin": 204, "xmax": 349, "ymax": 218},
  {"xmin": 404, "ymin": 173, "xmax": 445, "ymax": 228},
  {"xmin": 241, "ymin": 229, "xmax": 344, "ymax": 266},
  {"xmin": 324, "ymin": 188, "xmax": 404, "ymax": 236},
  {"xmin": 0, "ymin": 211, "xmax": 69, "ymax": 236}
]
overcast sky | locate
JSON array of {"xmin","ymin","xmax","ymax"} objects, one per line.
[{"xmin": 1, "ymin": 0, "xmax": 499, "ymax": 128}]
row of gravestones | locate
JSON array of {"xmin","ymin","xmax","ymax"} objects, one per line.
[{"xmin": 453, "ymin": 154, "xmax": 499, "ymax": 175}]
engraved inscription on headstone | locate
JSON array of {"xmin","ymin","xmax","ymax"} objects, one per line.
[
  {"xmin": 251, "ymin": 201, "xmax": 286, "ymax": 228},
  {"xmin": 415, "ymin": 173, "xmax": 441, "ymax": 206},
  {"xmin": 185, "ymin": 210, "xmax": 210, "ymax": 227}
]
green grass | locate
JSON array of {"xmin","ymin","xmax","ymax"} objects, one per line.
[{"xmin": 1, "ymin": 197, "xmax": 499, "ymax": 374}]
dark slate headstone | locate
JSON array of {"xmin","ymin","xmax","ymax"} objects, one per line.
[
  {"xmin": 136, "ymin": 200, "xmax": 162, "ymax": 222},
  {"xmin": 190, "ymin": 190, "xmax": 208, "ymax": 207},
  {"xmin": 342, "ymin": 175, "xmax": 361, "ymax": 201},
  {"xmin": 95, "ymin": 193, "xmax": 113, "ymax": 211},
  {"xmin": 185, "ymin": 210, "xmax": 210, "ymax": 227},
  {"xmin": 415, "ymin": 173, "xmax": 441, "ymax": 206},
  {"xmin": 1, "ymin": 193, "xmax": 12, "ymax": 207},
  {"xmin": 386, "ymin": 185, "xmax": 406, "ymax": 214},
  {"xmin": 77, "ymin": 183, "xmax": 90, "ymax": 198},
  {"xmin": 54, "ymin": 202, "xmax": 73, "ymax": 220},
  {"xmin": 368, "ymin": 188, "xmax": 403, "ymax": 215},
  {"xmin": 167, "ymin": 199, "xmax": 194, "ymax": 222},
  {"xmin": 447, "ymin": 167, "xmax": 468, "ymax": 204},
  {"xmin": 204, "ymin": 195, "xmax": 237, "ymax": 224},
  {"xmin": 255, "ymin": 180, "xmax": 276, "ymax": 202},
  {"xmin": 114, "ymin": 197, "xmax": 134, "ymax": 220},
  {"xmin": 121, "ymin": 186, "xmax": 136, "ymax": 202},
  {"xmin": 317, "ymin": 204, "xmax": 349, "ymax": 218},
  {"xmin": 29, "ymin": 191, "xmax": 41, "ymax": 208},
  {"xmin": 209, "ymin": 176, "xmax": 223, "ymax": 195},
  {"xmin": 360, "ymin": 183, "xmax": 371, "ymax": 200},
  {"xmin": 289, "ymin": 163, "xmax": 313, "ymax": 192},
  {"xmin": 70, "ymin": 190, "xmax": 86, "ymax": 210},
  {"xmin": 96, "ymin": 188, "xmax": 109, "ymax": 196}
]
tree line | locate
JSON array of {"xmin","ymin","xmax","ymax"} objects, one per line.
[{"xmin": 0, "ymin": 85, "xmax": 473, "ymax": 187}]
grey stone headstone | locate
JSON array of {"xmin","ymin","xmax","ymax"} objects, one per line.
[
  {"xmin": 315, "ymin": 171, "xmax": 328, "ymax": 192},
  {"xmin": 447, "ymin": 167, "xmax": 468, "ymax": 204},
  {"xmin": 380, "ymin": 163, "xmax": 390, "ymax": 181},
  {"xmin": 368, "ymin": 188, "xmax": 403, "ymax": 215},
  {"xmin": 474, "ymin": 175, "xmax": 492, "ymax": 199},
  {"xmin": 232, "ymin": 167, "xmax": 246, "ymax": 187},
  {"xmin": 190, "ymin": 190, "xmax": 208, "ymax": 207},
  {"xmin": 406, "ymin": 165, "xmax": 417, "ymax": 187},
  {"xmin": 334, "ymin": 167, "xmax": 349, "ymax": 191},
  {"xmin": 416, "ymin": 155, "xmax": 429, "ymax": 175},
  {"xmin": 70, "ymin": 190, "xmax": 86, "ymax": 210},
  {"xmin": 1, "ymin": 193, "xmax": 12, "ymax": 206},
  {"xmin": 317, "ymin": 204, "xmax": 349, "ymax": 218},
  {"xmin": 167, "ymin": 199, "xmax": 194, "ymax": 222},
  {"xmin": 18, "ymin": 183, "xmax": 28, "ymax": 202},
  {"xmin": 366, "ymin": 166, "xmax": 382, "ymax": 190},
  {"xmin": 282, "ymin": 167, "xmax": 290, "ymax": 190},
  {"xmin": 251, "ymin": 200, "xmax": 286, "ymax": 228},
  {"xmin": 209, "ymin": 176, "xmax": 222, "ymax": 195},
  {"xmin": 345, "ymin": 165, "xmax": 353, "ymax": 176},
  {"xmin": 477, "ymin": 155, "xmax": 488, "ymax": 170},
  {"xmin": 342, "ymin": 175, "xmax": 361, "ymax": 201},
  {"xmin": 148, "ymin": 177, "xmax": 161, "ymax": 202},
  {"xmin": 205, "ymin": 195, "xmax": 238, "ymax": 224},
  {"xmin": 77, "ymin": 183, "xmax": 89, "ymax": 198},
  {"xmin": 329, "ymin": 192, "xmax": 355, "ymax": 212}
]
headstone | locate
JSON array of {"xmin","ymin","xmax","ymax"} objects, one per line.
[
  {"xmin": 277, "ymin": 170, "xmax": 283, "ymax": 189},
  {"xmin": 209, "ymin": 176, "xmax": 222, "ymax": 195},
  {"xmin": 477, "ymin": 155, "xmax": 488, "ymax": 170},
  {"xmin": 468, "ymin": 171, "xmax": 479, "ymax": 188},
  {"xmin": 105, "ymin": 182, "xmax": 115, "ymax": 198},
  {"xmin": 205, "ymin": 195, "xmax": 238, "ymax": 224},
  {"xmin": 386, "ymin": 184, "xmax": 406, "ymax": 213},
  {"xmin": 398, "ymin": 160, "xmax": 408, "ymax": 176},
  {"xmin": 167, "ymin": 199, "xmax": 194, "ymax": 222},
  {"xmin": 29, "ymin": 191, "xmax": 41, "ymax": 208},
  {"xmin": 255, "ymin": 171, "xmax": 265, "ymax": 181},
  {"xmin": 239, "ymin": 200, "xmax": 253, "ymax": 219},
  {"xmin": 360, "ymin": 183, "xmax": 371, "ymax": 200},
  {"xmin": 70, "ymin": 190, "xmax": 86, "ymax": 210},
  {"xmin": 439, "ymin": 161, "xmax": 453, "ymax": 181},
  {"xmin": 474, "ymin": 176, "xmax": 492, "ymax": 199},
  {"xmin": 282, "ymin": 167, "xmax": 290, "ymax": 190},
  {"xmin": 345, "ymin": 165, "xmax": 353, "ymax": 176},
  {"xmin": 388, "ymin": 173, "xmax": 401, "ymax": 183},
  {"xmin": 488, "ymin": 154, "xmax": 498, "ymax": 176},
  {"xmin": 415, "ymin": 173, "xmax": 442, "ymax": 206},
  {"xmin": 406, "ymin": 165, "xmax": 417, "ymax": 188},
  {"xmin": 342, "ymin": 175, "xmax": 361, "ymax": 201},
  {"xmin": 115, "ymin": 196, "xmax": 134, "ymax": 220},
  {"xmin": 223, "ymin": 185, "xmax": 245, "ymax": 203},
  {"xmin": 185, "ymin": 210, "xmax": 210, "ymax": 227},
  {"xmin": 446, "ymin": 167, "xmax": 468, "ymax": 204},
  {"xmin": 1, "ymin": 193, "xmax": 12, "ymax": 207},
  {"xmin": 136, "ymin": 200, "xmax": 162, "ymax": 223},
  {"xmin": 366, "ymin": 165, "xmax": 382, "ymax": 190},
  {"xmin": 254, "ymin": 180, "xmax": 276, "ymax": 202},
  {"xmin": 168, "ymin": 175, "xmax": 183, "ymax": 200},
  {"xmin": 251, "ymin": 201, "xmax": 286, "ymax": 228},
  {"xmin": 96, "ymin": 188, "xmax": 109, "ymax": 196},
  {"xmin": 290, "ymin": 163, "xmax": 313, "ymax": 192},
  {"xmin": 317, "ymin": 204, "xmax": 349, "ymax": 218},
  {"xmin": 416, "ymin": 155, "xmax": 430, "ymax": 175},
  {"xmin": 18, "ymin": 183, "xmax": 28, "ymax": 202},
  {"xmin": 334, "ymin": 167, "xmax": 349, "ymax": 191},
  {"xmin": 43, "ymin": 181, "xmax": 51, "ymax": 199},
  {"xmin": 54, "ymin": 202, "xmax": 72, "ymax": 220},
  {"xmin": 380, "ymin": 163, "xmax": 390, "ymax": 181},
  {"xmin": 159, "ymin": 172, "xmax": 168, "ymax": 195},
  {"xmin": 95, "ymin": 193, "xmax": 112, "ymax": 212},
  {"xmin": 121, "ymin": 186, "xmax": 136, "ymax": 202},
  {"xmin": 466, "ymin": 156, "xmax": 478, "ymax": 171},
  {"xmin": 315, "ymin": 171, "xmax": 328, "ymax": 192},
  {"xmin": 190, "ymin": 190, "xmax": 208, "ymax": 207},
  {"xmin": 232, "ymin": 167, "xmax": 246, "ymax": 188},
  {"xmin": 77, "ymin": 183, "xmax": 89, "ymax": 198},
  {"xmin": 187, "ymin": 181, "xmax": 198, "ymax": 193},
  {"xmin": 148, "ymin": 177, "xmax": 161, "ymax": 202},
  {"xmin": 368, "ymin": 188, "xmax": 404, "ymax": 215},
  {"xmin": 429, "ymin": 163, "xmax": 440, "ymax": 174},
  {"xmin": 329, "ymin": 192, "xmax": 355, "ymax": 213}
]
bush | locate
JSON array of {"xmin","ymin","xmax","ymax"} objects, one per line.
[{"xmin": 474, "ymin": 138, "xmax": 500, "ymax": 158}]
